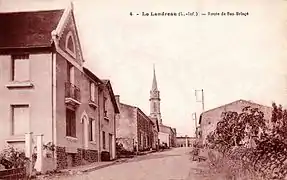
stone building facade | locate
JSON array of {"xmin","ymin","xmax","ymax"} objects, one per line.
[
  {"xmin": 0, "ymin": 5, "xmax": 119, "ymax": 171},
  {"xmin": 199, "ymin": 99, "xmax": 273, "ymax": 145},
  {"xmin": 115, "ymin": 96, "xmax": 157, "ymax": 152}
]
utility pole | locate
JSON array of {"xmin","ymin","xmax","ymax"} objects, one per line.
[
  {"xmin": 195, "ymin": 89, "xmax": 205, "ymax": 112},
  {"xmin": 192, "ymin": 112, "xmax": 197, "ymax": 138},
  {"xmin": 195, "ymin": 89, "xmax": 205, "ymax": 139},
  {"xmin": 185, "ymin": 135, "xmax": 188, "ymax": 147},
  {"xmin": 201, "ymin": 89, "xmax": 205, "ymax": 111}
]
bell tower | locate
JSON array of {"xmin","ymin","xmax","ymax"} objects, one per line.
[{"xmin": 150, "ymin": 65, "xmax": 162, "ymax": 124}]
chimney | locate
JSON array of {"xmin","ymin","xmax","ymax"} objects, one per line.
[{"xmin": 115, "ymin": 95, "xmax": 120, "ymax": 108}]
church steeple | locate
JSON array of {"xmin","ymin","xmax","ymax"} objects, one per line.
[
  {"xmin": 150, "ymin": 64, "xmax": 162, "ymax": 124},
  {"xmin": 151, "ymin": 64, "xmax": 158, "ymax": 91}
]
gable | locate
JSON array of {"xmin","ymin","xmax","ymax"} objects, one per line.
[
  {"xmin": 102, "ymin": 80, "xmax": 120, "ymax": 113},
  {"xmin": 160, "ymin": 124, "xmax": 172, "ymax": 134},
  {"xmin": 201, "ymin": 99, "xmax": 273, "ymax": 126},
  {"xmin": 58, "ymin": 10, "xmax": 83, "ymax": 65}
]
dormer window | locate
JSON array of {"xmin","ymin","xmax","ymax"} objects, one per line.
[{"xmin": 65, "ymin": 31, "xmax": 76, "ymax": 58}]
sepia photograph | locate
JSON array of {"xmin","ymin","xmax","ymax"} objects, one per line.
[{"xmin": 0, "ymin": 0, "xmax": 287, "ymax": 179}]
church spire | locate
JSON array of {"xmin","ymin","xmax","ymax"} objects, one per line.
[
  {"xmin": 151, "ymin": 64, "xmax": 158, "ymax": 91},
  {"xmin": 150, "ymin": 64, "xmax": 161, "ymax": 124}
]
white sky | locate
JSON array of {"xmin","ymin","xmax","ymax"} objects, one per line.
[{"xmin": 1, "ymin": 0, "xmax": 287, "ymax": 137}]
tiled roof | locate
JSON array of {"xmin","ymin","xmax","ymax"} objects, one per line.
[{"xmin": 0, "ymin": 9, "xmax": 64, "ymax": 48}]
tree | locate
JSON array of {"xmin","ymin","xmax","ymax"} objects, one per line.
[
  {"xmin": 207, "ymin": 106, "xmax": 267, "ymax": 154},
  {"xmin": 207, "ymin": 103, "xmax": 287, "ymax": 179}
]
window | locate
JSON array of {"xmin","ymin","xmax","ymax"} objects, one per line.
[
  {"xmin": 65, "ymin": 31, "xmax": 76, "ymax": 57},
  {"xmin": 11, "ymin": 105, "xmax": 29, "ymax": 135},
  {"xmin": 12, "ymin": 54, "xmax": 30, "ymax": 82},
  {"xmin": 66, "ymin": 108, "xmax": 76, "ymax": 137},
  {"xmin": 103, "ymin": 97, "xmax": 107, "ymax": 117},
  {"xmin": 147, "ymin": 136, "xmax": 149, "ymax": 147},
  {"xmin": 89, "ymin": 118, "xmax": 95, "ymax": 141},
  {"xmin": 102, "ymin": 131, "xmax": 106, "ymax": 149},
  {"xmin": 67, "ymin": 62, "xmax": 74, "ymax": 84},
  {"xmin": 141, "ymin": 133, "xmax": 144, "ymax": 147},
  {"xmin": 138, "ymin": 132, "xmax": 141, "ymax": 147},
  {"xmin": 90, "ymin": 82, "xmax": 95, "ymax": 102},
  {"xmin": 67, "ymin": 36, "xmax": 75, "ymax": 53}
]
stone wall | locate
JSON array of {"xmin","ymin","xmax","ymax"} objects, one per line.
[
  {"xmin": 137, "ymin": 110, "xmax": 154, "ymax": 151},
  {"xmin": 56, "ymin": 146, "xmax": 68, "ymax": 170},
  {"xmin": 83, "ymin": 149, "xmax": 98, "ymax": 163},
  {"xmin": 56, "ymin": 146, "xmax": 98, "ymax": 169}
]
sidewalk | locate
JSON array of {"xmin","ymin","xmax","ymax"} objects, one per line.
[
  {"xmin": 62, "ymin": 149, "xmax": 158, "ymax": 173},
  {"xmin": 61, "ymin": 158, "xmax": 128, "ymax": 174},
  {"xmin": 36, "ymin": 159, "xmax": 128, "ymax": 179},
  {"xmin": 36, "ymin": 150, "xmax": 157, "ymax": 179}
]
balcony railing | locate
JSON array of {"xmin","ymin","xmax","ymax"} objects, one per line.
[{"xmin": 65, "ymin": 82, "xmax": 81, "ymax": 103}]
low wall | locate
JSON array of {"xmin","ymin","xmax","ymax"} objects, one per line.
[
  {"xmin": 56, "ymin": 146, "xmax": 98, "ymax": 170},
  {"xmin": 0, "ymin": 167, "xmax": 26, "ymax": 179}
]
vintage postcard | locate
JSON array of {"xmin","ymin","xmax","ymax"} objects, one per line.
[{"xmin": 0, "ymin": 0, "xmax": 286, "ymax": 179}]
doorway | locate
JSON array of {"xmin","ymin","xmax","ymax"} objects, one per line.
[{"xmin": 109, "ymin": 133, "xmax": 113, "ymax": 159}]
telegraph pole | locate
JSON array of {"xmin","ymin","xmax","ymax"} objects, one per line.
[
  {"xmin": 201, "ymin": 89, "xmax": 205, "ymax": 111},
  {"xmin": 192, "ymin": 112, "xmax": 197, "ymax": 138},
  {"xmin": 195, "ymin": 89, "xmax": 205, "ymax": 139},
  {"xmin": 195, "ymin": 89, "xmax": 205, "ymax": 112}
]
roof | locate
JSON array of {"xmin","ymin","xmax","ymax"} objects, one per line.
[
  {"xmin": 160, "ymin": 124, "xmax": 172, "ymax": 129},
  {"xmin": 198, "ymin": 99, "xmax": 272, "ymax": 124},
  {"xmin": 149, "ymin": 116, "xmax": 160, "ymax": 132},
  {"xmin": 119, "ymin": 102, "xmax": 156, "ymax": 126},
  {"xmin": 160, "ymin": 124, "xmax": 176, "ymax": 134},
  {"xmin": 83, "ymin": 67, "xmax": 103, "ymax": 84},
  {"xmin": 136, "ymin": 108, "xmax": 155, "ymax": 125},
  {"xmin": 0, "ymin": 9, "xmax": 64, "ymax": 48},
  {"xmin": 151, "ymin": 65, "xmax": 158, "ymax": 91},
  {"xmin": 101, "ymin": 79, "xmax": 120, "ymax": 113},
  {"xmin": 120, "ymin": 102, "xmax": 137, "ymax": 109}
]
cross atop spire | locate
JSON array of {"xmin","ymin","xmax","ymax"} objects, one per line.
[{"xmin": 151, "ymin": 64, "xmax": 158, "ymax": 91}]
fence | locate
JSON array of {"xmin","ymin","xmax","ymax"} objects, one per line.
[{"xmin": 0, "ymin": 167, "xmax": 26, "ymax": 180}]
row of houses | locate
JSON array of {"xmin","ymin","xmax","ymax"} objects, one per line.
[
  {"xmin": 115, "ymin": 65, "xmax": 177, "ymax": 152},
  {"xmin": 176, "ymin": 136, "xmax": 197, "ymax": 147},
  {"xmin": 0, "ymin": 4, "xmax": 177, "ymax": 172}
]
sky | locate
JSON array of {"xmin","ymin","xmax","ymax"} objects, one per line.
[{"xmin": 1, "ymin": 0, "xmax": 287, "ymax": 137}]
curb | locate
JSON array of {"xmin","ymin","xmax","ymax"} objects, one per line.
[{"xmin": 82, "ymin": 159, "xmax": 128, "ymax": 173}]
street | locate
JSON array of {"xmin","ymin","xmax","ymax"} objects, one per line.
[{"xmin": 52, "ymin": 147, "xmax": 208, "ymax": 180}]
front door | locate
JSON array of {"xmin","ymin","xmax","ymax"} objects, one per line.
[{"xmin": 109, "ymin": 134, "xmax": 113, "ymax": 159}]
